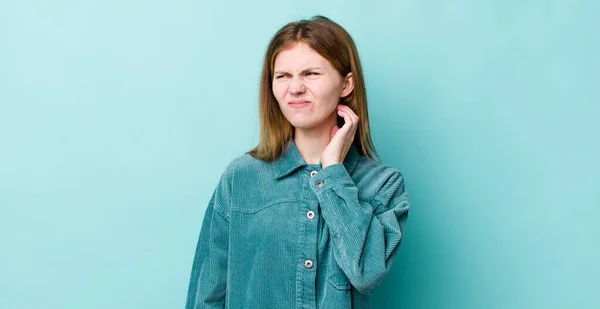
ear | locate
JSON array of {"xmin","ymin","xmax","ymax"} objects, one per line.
[{"xmin": 340, "ymin": 72, "xmax": 354, "ymax": 98}]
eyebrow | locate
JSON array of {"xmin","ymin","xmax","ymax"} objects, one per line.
[{"xmin": 273, "ymin": 67, "xmax": 324, "ymax": 75}]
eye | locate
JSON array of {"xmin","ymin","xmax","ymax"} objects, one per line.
[{"xmin": 307, "ymin": 72, "xmax": 319, "ymax": 76}]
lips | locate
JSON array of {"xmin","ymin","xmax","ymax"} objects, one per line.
[
  {"xmin": 289, "ymin": 100, "xmax": 311, "ymax": 109},
  {"xmin": 289, "ymin": 100, "xmax": 311, "ymax": 105}
]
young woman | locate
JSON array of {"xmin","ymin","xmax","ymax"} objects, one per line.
[{"xmin": 186, "ymin": 15, "xmax": 411, "ymax": 309}]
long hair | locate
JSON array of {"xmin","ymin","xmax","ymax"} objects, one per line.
[{"xmin": 247, "ymin": 15, "xmax": 379, "ymax": 162}]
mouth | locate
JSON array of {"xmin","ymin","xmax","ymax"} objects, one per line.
[{"xmin": 289, "ymin": 100, "xmax": 311, "ymax": 108}]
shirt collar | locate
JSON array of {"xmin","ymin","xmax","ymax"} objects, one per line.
[{"xmin": 272, "ymin": 138, "xmax": 360, "ymax": 179}]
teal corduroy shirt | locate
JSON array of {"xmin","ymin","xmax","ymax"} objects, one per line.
[{"xmin": 186, "ymin": 138, "xmax": 410, "ymax": 309}]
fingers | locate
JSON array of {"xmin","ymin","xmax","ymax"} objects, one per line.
[
  {"xmin": 337, "ymin": 104, "xmax": 358, "ymax": 123},
  {"xmin": 336, "ymin": 105, "xmax": 359, "ymax": 131},
  {"xmin": 336, "ymin": 109, "xmax": 350, "ymax": 128}
]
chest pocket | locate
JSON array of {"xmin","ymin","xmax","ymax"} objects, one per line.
[{"xmin": 327, "ymin": 253, "xmax": 352, "ymax": 290}]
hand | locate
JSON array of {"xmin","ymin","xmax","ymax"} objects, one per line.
[{"xmin": 320, "ymin": 104, "xmax": 359, "ymax": 168}]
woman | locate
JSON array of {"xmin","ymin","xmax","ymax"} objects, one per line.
[{"xmin": 186, "ymin": 15, "xmax": 411, "ymax": 309}]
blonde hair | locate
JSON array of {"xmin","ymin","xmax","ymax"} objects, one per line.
[{"xmin": 248, "ymin": 15, "xmax": 379, "ymax": 162}]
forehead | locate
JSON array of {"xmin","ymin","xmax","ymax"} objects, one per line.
[{"xmin": 273, "ymin": 43, "xmax": 330, "ymax": 70}]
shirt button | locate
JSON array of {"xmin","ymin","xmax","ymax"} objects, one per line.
[
  {"xmin": 315, "ymin": 180, "xmax": 323, "ymax": 188},
  {"xmin": 310, "ymin": 170, "xmax": 317, "ymax": 177},
  {"xmin": 304, "ymin": 260, "xmax": 313, "ymax": 269},
  {"xmin": 306, "ymin": 210, "xmax": 315, "ymax": 219}
]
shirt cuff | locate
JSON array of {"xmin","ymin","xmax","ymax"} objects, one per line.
[{"xmin": 308, "ymin": 163, "xmax": 355, "ymax": 196}]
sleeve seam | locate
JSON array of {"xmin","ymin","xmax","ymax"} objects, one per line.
[{"xmin": 213, "ymin": 203, "xmax": 230, "ymax": 223}]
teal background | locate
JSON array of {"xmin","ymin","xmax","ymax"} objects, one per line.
[{"xmin": 1, "ymin": 0, "xmax": 598, "ymax": 308}]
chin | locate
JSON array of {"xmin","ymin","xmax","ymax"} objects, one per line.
[
  {"xmin": 287, "ymin": 113, "xmax": 333, "ymax": 130},
  {"xmin": 288, "ymin": 119, "xmax": 318, "ymax": 130},
  {"xmin": 289, "ymin": 122, "xmax": 311, "ymax": 130}
]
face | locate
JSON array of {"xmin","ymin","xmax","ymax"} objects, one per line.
[{"xmin": 272, "ymin": 42, "xmax": 353, "ymax": 131}]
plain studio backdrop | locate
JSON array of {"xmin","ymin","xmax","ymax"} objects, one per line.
[{"xmin": 0, "ymin": 1, "xmax": 598, "ymax": 308}]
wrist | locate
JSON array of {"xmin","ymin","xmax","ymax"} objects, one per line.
[{"xmin": 320, "ymin": 161, "xmax": 340, "ymax": 169}]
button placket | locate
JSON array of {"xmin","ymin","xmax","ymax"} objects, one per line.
[{"xmin": 305, "ymin": 169, "xmax": 319, "ymax": 276}]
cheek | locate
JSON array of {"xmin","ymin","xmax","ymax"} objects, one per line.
[
  {"xmin": 307, "ymin": 81, "xmax": 340, "ymax": 103},
  {"xmin": 272, "ymin": 83, "xmax": 287, "ymax": 101}
]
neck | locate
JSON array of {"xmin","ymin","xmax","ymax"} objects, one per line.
[{"xmin": 293, "ymin": 113, "xmax": 337, "ymax": 165}]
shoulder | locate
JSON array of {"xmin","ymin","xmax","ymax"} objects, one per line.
[{"xmin": 210, "ymin": 153, "xmax": 265, "ymax": 212}]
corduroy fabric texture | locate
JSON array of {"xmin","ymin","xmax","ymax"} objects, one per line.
[{"xmin": 186, "ymin": 138, "xmax": 410, "ymax": 309}]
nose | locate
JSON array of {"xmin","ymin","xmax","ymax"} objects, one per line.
[{"xmin": 289, "ymin": 78, "xmax": 305, "ymax": 95}]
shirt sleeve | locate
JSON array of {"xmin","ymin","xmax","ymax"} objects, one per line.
[
  {"xmin": 309, "ymin": 162, "xmax": 410, "ymax": 295},
  {"xmin": 185, "ymin": 169, "xmax": 232, "ymax": 309}
]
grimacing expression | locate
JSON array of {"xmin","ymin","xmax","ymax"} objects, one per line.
[{"xmin": 272, "ymin": 42, "xmax": 352, "ymax": 130}]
